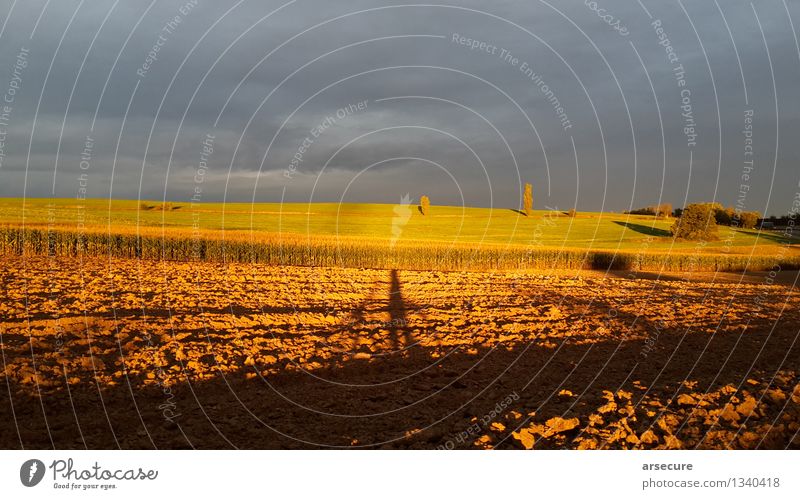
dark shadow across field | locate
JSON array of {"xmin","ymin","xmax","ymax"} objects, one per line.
[{"xmin": 613, "ymin": 221, "xmax": 671, "ymax": 238}]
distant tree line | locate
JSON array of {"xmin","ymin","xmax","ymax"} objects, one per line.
[
  {"xmin": 628, "ymin": 203, "xmax": 761, "ymax": 229},
  {"xmin": 706, "ymin": 203, "xmax": 760, "ymax": 229},
  {"xmin": 624, "ymin": 202, "xmax": 764, "ymax": 241},
  {"xmin": 671, "ymin": 203, "xmax": 764, "ymax": 240},
  {"xmin": 759, "ymin": 214, "xmax": 797, "ymax": 227},
  {"xmin": 625, "ymin": 203, "xmax": 673, "ymax": 218}
]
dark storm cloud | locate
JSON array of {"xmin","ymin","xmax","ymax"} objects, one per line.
[{"xmin": 0, "ymin": 0, "xmax": 798, "ymax": 214}]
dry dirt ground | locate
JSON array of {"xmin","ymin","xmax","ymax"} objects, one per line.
[{"xmin": 1, "ymin": 256, "xmax": 799, "ymax": 449}]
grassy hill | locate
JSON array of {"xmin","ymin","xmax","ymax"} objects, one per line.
[{"xmin": 0, "ymin": 198, "xmax": 797, "ymax": 271}]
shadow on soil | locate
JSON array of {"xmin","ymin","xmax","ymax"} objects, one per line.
[{"xmin": 2, "ymin": 273, "xmax": 798, "ymax": 450}]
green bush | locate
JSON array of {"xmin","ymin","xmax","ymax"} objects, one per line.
[{"xmin": 671, "ymin": 203, "xmax": 718, "ymax": 240}]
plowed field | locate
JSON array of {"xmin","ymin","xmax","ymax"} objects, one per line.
[{"xmin": 1, "ymin": 256, "xmax": 799, "ymax": 449}]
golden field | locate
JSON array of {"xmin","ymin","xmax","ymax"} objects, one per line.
[
  {"xmin": 2, "ymin": 255, "xmax": 799, "ymax": 449},
  {"xmin": 1, "ymin": 198, "xmax": 799, "ymax": 272}
]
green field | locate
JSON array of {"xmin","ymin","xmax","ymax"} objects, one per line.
[{"xmin": 0, "ymin": 198, "xmax": 797, "ymax": 272}]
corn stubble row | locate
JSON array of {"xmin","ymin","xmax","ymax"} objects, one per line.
[{"xmin": 1, "ymin": 226, "xmax": 797, "ymax": 272}]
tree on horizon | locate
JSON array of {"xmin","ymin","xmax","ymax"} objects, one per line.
[
  {"xmin": 523, "ymin": 183, "xmax": 533, "ymax": 216},
  {"xmin": 671, "ymin": 203, "xmax": 718, "ymax": 241},
  {"xmin": 420, "ymin": 195, "xmax": 430, "ymax": 215}
]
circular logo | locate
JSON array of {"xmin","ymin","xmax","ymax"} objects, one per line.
[{"xmin": 20, "ymin": 459, "xmax": 45, "ymax": 487}]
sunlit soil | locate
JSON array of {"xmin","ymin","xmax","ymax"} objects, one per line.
[{"xmin": 1, "ymin": 256, "xmax": 799, "ymax": 449}]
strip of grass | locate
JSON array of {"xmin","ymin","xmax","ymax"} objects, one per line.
[{"xmin": 0, "ymin": 198, "xmax": 794, "ymax": 252}]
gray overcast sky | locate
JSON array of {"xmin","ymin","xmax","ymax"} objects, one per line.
[{"xmin": 0, "ymin": 0, "xmax": 798, "ymax": 214}]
